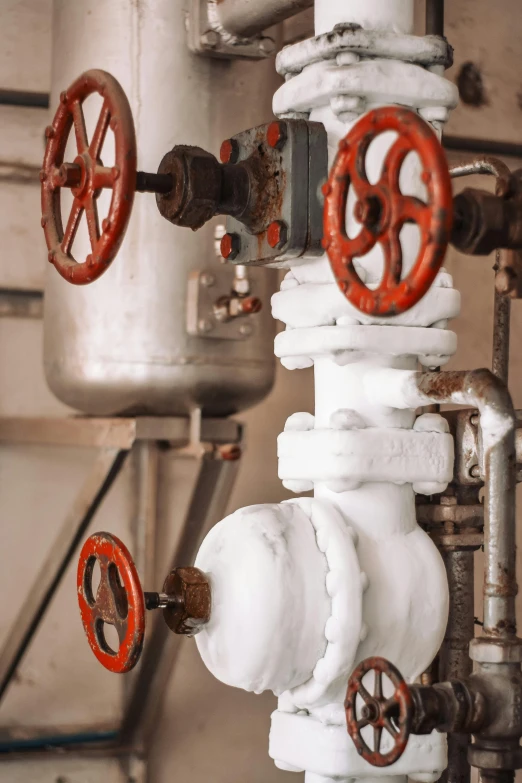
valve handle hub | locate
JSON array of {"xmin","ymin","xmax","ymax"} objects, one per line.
[
  {"xmin": 77, "ymin": 532, "xmax": 145, "ymax": 673},
  {"xmin": 323, "ymin": 106, "xmax": 453, "ymax": 316},
  {"xmin": 41, "ymin": 69, "xmax": 137, "ymax": 285},
  {"xmin": 345, "ymin": 656, "xmax": 413, "ymax": 767}
]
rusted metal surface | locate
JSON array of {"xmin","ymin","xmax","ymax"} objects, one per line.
[
  {"xmin": 417, "ymin": 370, "xmax": 517, "ymax": 640},
  {"xmin": 162, "ymin": 567, "xmax": 211, "ymax": 636},
  {"xmin": 77, "ymin": 532, "xmax": 146, "ymax": 673},
  {"xmin": 41, "ymin": 70, "xmax": 137, "ymax": 285},
  {"xmin": 323, "ymin": 106, "xmax": 453, "ymax": 316},
  {"xmin": 345, "ymin": 656, "xmax": 413, "ymax": 768},
  {"xmin": 439, "ymin": 550, "xmax": 475, "ymax": 783}
]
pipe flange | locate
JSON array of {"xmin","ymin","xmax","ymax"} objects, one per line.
[
  {"xmin": 276, "ymin": 26, "xmax": 453, "ymax": 77},
  {"xmin": 281, "ymin": 497, "xmax": 364, "ymax": 709}
]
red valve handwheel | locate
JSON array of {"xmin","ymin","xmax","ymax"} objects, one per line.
[
  {"xmin": 345, "ymin": 656, "xmax": 413, "ymax": 767},
  {"xmin": 323, "ymin": 106, "xmax": 453, "ymax": 316},
  {"xmin": 41, "ymin": 70, "xmax": 137, "ymax": 285},
  {"xmin": 77, "ymin": 532, "xmax": 145, "ymax": 673}
]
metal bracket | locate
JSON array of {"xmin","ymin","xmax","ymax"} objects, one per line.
[
  {"xmin": 186, "ymin": 267, "xmax": 261, "ymax": 340},
  {"xmin": 186, "ymin": 0, "xmax": 276, "ymax": 60},
  {"xmin": 225, "ymin": 120, "xmax": 327, "ymax": 266}
]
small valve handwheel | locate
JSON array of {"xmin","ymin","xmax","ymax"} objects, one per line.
[
  {"xmin": 345, "ymin": 656, "xmax": 413, "ymax": 767},
  {"xmin": 77, "ymin": 532, "xmax": 145, "ymax": 673},
  {"xmin": 41, "ymin": 69, "xmax": 137, "ymax": 285},
  {"xmin": 323, "ymin": 106, "xmax": 453, "ymax": 316}
]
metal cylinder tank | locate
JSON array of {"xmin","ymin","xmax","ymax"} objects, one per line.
[{"xmin": 44, "ymin": 0, "xmax": 278, "ymax": 417}]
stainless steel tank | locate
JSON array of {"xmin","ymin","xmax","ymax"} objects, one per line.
[{"xmin": 44, "ymin": 0, "xmax": 278, "ymax": 417}]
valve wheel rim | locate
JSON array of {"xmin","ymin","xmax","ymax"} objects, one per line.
[
  {"xmin": 41, "ymin": 69, "xmax": 137, "ymax": 285},
  {"xmin": 345, "ymin": 656, "xmax": 413, "ymax": 767},
  {"xmin": 77, "ymin": 532, "xmax": 145, "ymax": 673},
  {"xmin": 323, "ymin": 106, "xmax": 453, "ymax": 316}
]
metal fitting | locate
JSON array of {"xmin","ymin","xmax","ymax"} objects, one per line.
[
  {"xmin": 162, "ymin": 567, "xmax": 211, "ymax": 636},
  {"xmin": 221, "ymin": 232, "xmax": 241, "ymax": 260}
]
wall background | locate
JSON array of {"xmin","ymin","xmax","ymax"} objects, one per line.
[{"xmin": 0, "ymin": 1, "xmax": 521, "ymax": 781}]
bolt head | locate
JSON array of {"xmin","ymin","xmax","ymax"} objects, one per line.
[
  {"xmin": 220, "ymin": 138, "xmax": 240, "ymax": 164},
  {"xmin": 258, "ymin": 36, "xmax": 276, "ymax": 56},
  {"xmin": 470, "ymin": 464, "xmax": 481, "ymax": 478},
  {"xmin": 267, "ymin": 121, "xmax": 287, "ymax": 150},
  {"xmin": 201, "ymin": 29, "xmax": 220, "ymax": 49},
  {"xmin": 221, "ymin": 232, "xmax": 241, "ymax": 260},
  {"xmin": 200, "ymin": 272, "xmax": 215, "ymax": 287},
  {"xmin": 267, "ymin": 220, "xmax": 288, "ymax": 250},
  {"xmin": 198, "ymin": 318, "xmax": 214, "ymax": 334}
]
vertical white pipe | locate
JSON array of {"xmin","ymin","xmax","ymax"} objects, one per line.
[{"xmin": 314, "ymin": 0, "xmax": 414, "ymax": 36}]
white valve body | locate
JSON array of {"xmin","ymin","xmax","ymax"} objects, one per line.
[{"xmin": 195, "ymin": 2, "xmax": 461, "ymax": 781}]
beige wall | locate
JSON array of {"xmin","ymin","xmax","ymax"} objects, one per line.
[{"xmin": 1, "ymin": 1, "xmax": 522, "ymax": 781}]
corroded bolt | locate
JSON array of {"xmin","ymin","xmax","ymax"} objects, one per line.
[
  {"xmin": 220, "ymin": 138, "xmax": 240, "ymax": 164},
  {"xmin": 267, "ymin": 220, "xmax": 288, "ymax": 249},
  {"xmin": 162, "ymin": 566, "xmax": 211, "ymax": 635},
  {"xmin": 218, "ymin": 443, "xmax": 242, "ymax": 461},
  {"xmin": 221, "ymin": 232, "xmax": 241, "ymax": 260},
  {"xmin": 267, "ymin": 121, "xmax": 287, "ymax": 150}
]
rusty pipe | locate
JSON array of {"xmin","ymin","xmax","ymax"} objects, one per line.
[{"xmin": 367, "ymin": 368, "xmax": 517, "ymax": 639}]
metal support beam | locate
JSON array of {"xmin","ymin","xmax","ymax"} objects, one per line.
[
  {"xmin": 119, "ymin": 452, "xmax": 242, "ymax": 758},
  {"xmin": 0, "ymin": 447, "xmax": 128, "ymax": 702}
]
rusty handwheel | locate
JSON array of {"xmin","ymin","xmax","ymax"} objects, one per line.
[
  {"xmin": 345, "ymin": 656, "xmax": 413, "ymax": 767},
  {"xmin": 77, "ymin": 532, "xmax": 145, "ymax": 673},
  {"xmin": 323, "ymin": 106, "xmax": 453, "ymax": 316},
  {"xmin": 41, "ymin": 69, "xmax": 137, "ymax": 285}
]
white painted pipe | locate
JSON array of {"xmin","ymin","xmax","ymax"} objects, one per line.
[{"xmin": 214, "ymin": 0, "xmax": 314, "ymax": 38}]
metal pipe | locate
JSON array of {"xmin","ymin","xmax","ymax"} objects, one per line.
[
  {"xmin": 449, "ymin": 159, "xmax": 512, "ymax": 385},
  {"xmin": 492, "ymin": 282, "xmax": 511, "ymax": 385},
  {"xmin": 368, "ymin": 368, "xmax": 517, "ymax": 639},
  {"xmin": 426, "ymin": 0, "xmax": 444, "ymax": 36},
  {"xmin": 415, "ymin": 371, "xmax": 517, "ymax": 639},
  {"xmin": 213, "ymin": 0, "xmax": 313, "ymax": 38},
  {"xmin": 439, "ymin": 549, "xmax": 475, "ymax": 783}
]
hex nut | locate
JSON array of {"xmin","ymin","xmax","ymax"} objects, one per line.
[{"xmin": 162, "ymin": 567, "xmax": 211, "ymax": 636}]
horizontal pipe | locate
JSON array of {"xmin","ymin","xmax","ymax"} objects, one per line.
[
  {"xmin": 213, "ymin": 0, "xmax": 313, "ymax": 38},
  {"xmin": 365, "ymin": 368, "xmax": 517, "ymax": 639}
]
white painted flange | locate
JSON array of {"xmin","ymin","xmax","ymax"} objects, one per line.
[
  {"xmin": 275, "ymin": 324, "xmax": 457, "ymax": 368},
  {"xmin": 280, "ymin": 498, "xmax": 363, "ymax": 709},
  {"xmin": 269, "ymin": 710, "xmax": 447, "ymax": 781},
  {"xmin": 278, "ymin": 425, "xmax": 454, "ymax": 492}
]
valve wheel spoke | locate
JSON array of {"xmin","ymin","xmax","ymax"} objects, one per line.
[
  {"xmin": 72, "ymin": 99, "xmax": 88, "ymax": 154},
  {"xmin": 85, "ymin": 196, "xmax": 100, "ymax": 249},
  {"xmin": 373, "ymin": 725, "xmax": 383, "ymax": 752},
  {"xmin": 379, "ymin": 228, "xmax": 403, "ymax": 289},
  {"xmin": 61, "ymin": 198, "xmax": 83, "ymax": 255},
  {"xmin": 89, "ymin": 102, "xmax": 111, "ymax": 160}
]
